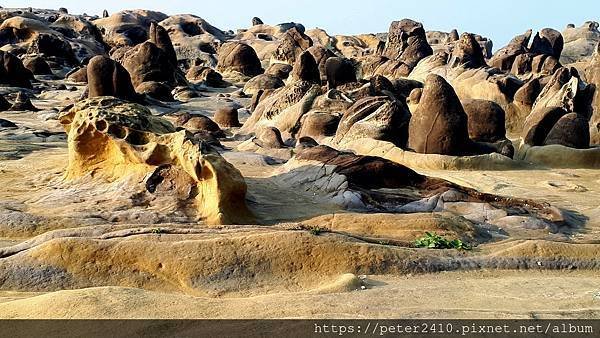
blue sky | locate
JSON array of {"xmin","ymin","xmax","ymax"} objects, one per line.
[{"xmin": 2, "ymin": 0, "xmax": 598, "ymax": 49}]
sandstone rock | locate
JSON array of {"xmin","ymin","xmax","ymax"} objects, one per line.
[
  {"xmin": 243, "ymin": 74, "xmax": 284, "ymax": 95},
  {"xmin": 23, "ymin": 55, "xmax": 52, "ymax": 75},
  {"xmin": 58, "ymin": 97, "xmax": 251, "ymax": 224},
  {"xmin": 462, "ymin": 99, "xmax": 507, "ymax": 143},
  {"xmin": 489, "ymin": 30, "xmax": 531, "ymax": 71},
  {"xmin": 186, "ymin": 66, "xmax": 227, "ymax": 87},
  {"xmin": 561, "ymin": 21, "xmax": 599, "ymax": 63},
  {"xmin": 306, "ymin": 45, "xmax": 335, "ymax": 82},
  {"xmin": 297, "ymin": 112, "xmax": 340, "ymax": 141},
  {"xmin": 135, "ymin": 81, "xmax": 174, "ymax": 101},
  {"xmin": 383, "ymin": 19, "xmax": 433, "ymax": 68},
  {"xmin": 325, "ymin": 57, "xmax": 357, "ymax": 89},
  {"xmin": 333, "ymin": 95, "xmax": 411, "ymax": 147},
  {"xmin": 214, "ymin": 106, "xmax": 241, "ymax": 128},
  {"xmin": 86, "ymin": 55, "xmax": 138, "ymax": 100},
  {"xmin": 116, "ymin": 41, "xmax": 182, "ymax": 89},
  {"xmin": 148, "ymin": 21, "xmax": 177, "ymax": 66},
  {"xmin": 27, "ymin": 33, "xmax": 78, "ymax": 65},
  {"xmin": 264, "ymin": 63, "xmax": 293, "ymax": 79},
  {"xmin": 93, "ymin": 10, "xmax": 169, "ymax": 47},
  {"xmin": 0, "ymin": 118, "xmax": 17, "ymax": 128},
  {"xmin": 543, "ymin": 113, "xmax": 590, "ymax": 148},
  {"xmin": 66, "ymin": 66, "xmax": 88, "ymax": 83},
  {"xmin": 9, "ymin": 92, "xmax": 38, "ymax": 111},
  {"xmin": 289, "ymin": 50, "xmax": 320, "ymax": 83},
  {"xmin": 408, "ymin": 74, "xmax": 470, "ymax": 155},
  {"xmin": 252, "ymin": 17, "xmax": 263, "ymax": 26},
  {"xmin": 0, "ymin": 50, "xmax": 33, "ymax": 88},
  {"xmin": 254, "ymin": 126, "xmax": 285, "ymax": 148},
  {"xmin": 272, "ymin": 27, "xmax": 313, "ymax": 64},
  {"xmin": 217, "ymin": 42, "xmax": 263, "ymax": 79}
]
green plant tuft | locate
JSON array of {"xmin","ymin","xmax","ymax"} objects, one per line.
[{"xmin": 414, "ymin": 232, "xmax": 471, "ymax": 250}]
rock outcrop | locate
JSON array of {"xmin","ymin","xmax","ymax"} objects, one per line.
[{"xmin": 58, "ymin": 97, "xmax": 252, "ymax": 224}]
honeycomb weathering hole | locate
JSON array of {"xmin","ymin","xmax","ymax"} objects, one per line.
[
  {"xmin": 107, "ymin": 124, "xmax": 127, "ymax": 139},
  {"xmin": 94, "ymin": 119, "xmax": 108, "ymax": 132},
  {"xmin": 126, "ymin": 130, "xmax": 150, "ymax": 145}
]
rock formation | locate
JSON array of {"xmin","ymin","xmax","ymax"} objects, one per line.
[{"xmin": 59, "ymin": 97, "xmax": 252, "ymax": 224}]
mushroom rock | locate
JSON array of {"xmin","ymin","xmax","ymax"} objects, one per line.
[
  {"xmin": 102, "ymin": 9, "xmax": 109, "ymax": 18},
  {"xmin": 58, "ymin": 97, "xmax": 252, "ymax": 225},
  {"xmin": 407, "ymin": 74, "xmax": 471, "ymax": 155},
  {"xmin": 217, "ymin": 42, "xmax": 263, "ymax": 79},
  {"xmin": 186, "ymin": 66, "xmax": 227, "ymax": 87},
  {"xmin": 333, "ymin": 95, "xmax": 411, "ymax": 148},
  {"xmin": 289, "ymin": 50, "xmax": 320, "ymax": 83},
  {"xmin": 0, "ymin": 50, "xmax": 33, "ymax": 89},
  {"xmin": 272, "ymin": 27, "xmax": 313, "ymax": 64},
  {"xmin": 86, "ymin": 55, "xmax": 138, "ymax": 101},
  {"xmin": 325, "ymin": 57, "xmax": 357, "ymax": 89}
]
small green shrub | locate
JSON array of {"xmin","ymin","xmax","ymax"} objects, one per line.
[
  {"xmin": 414, "ymin": 232, "xmax": 471, "ymax": 250},
  {"xmin": 151, "ymin": 228, "xmax": 164, "ymax": 234},
  {"xmin": 308, "ymin": 226, "xmax": 327, "ymax": 236}
]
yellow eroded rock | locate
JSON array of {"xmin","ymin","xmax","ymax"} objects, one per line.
[{"xmin": 59, "ymin": 96, "xmax": 252, "ymax": 224}]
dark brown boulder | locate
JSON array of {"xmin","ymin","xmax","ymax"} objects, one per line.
[
  {"xmin": 0, "ymin": 51, "xmax": 33, "ymax": 88},
  {"xmin": 176, "ymin": 113, "xmax": 224, "ymax": 137},
  {"xmin": 383, "ymin": 19, "xmax": 433, "ymax": 68},
  {"xmin": 9, "ymin": 92, "xmax": 38, "ymax": 111},
  {"xmin": 273, "ymin": 27, "xmax": 313, "ymax": 64},
  {"xmin": 243, "ymin": 74, "xmax": 284, "ymax": 95},
  {"xmin": 148, "ymin": 22, "xmax": 177, "ymax": 67},
  {"xmin": 290, "ymin": 50, "xmax": 320, "ymax": 83},
  {"xmin": 543, "ymin": 113, "xmax": 590, "ymax": 148},
  {"xmin": 186, "ymin": 66, "xmax": 227, "ymax": 87},
  {"xmin": 23, "ymin": 56, "xmax": 53, "ymax": 75},
  {"xmin": 297, "ymin": 112, "xmax": 340, "ymax": 141},
  {"xmin": 325, "ymin": 57, "xmax": 357, "ymax": 89},
  {"xmin": 27, "ymin": 33, "xmax": 78, "ymax": 65},
  {"xmin": 522, "ymin": 106, "xmax": 569, "ymax": 146},
  {"xmin": 462, "ymin": 99, "xmax": 506, "ymax": 143},
  {"xmin": 217, "ymin": 42, "xmax": 263, "ymax": 77},
  {"xmin": 307, "ymin": 45, "xmax": 335, "ymax": 82},
  {"xmin": 254, "ymin": 126, "xmax": 285, "ymax": 148},
  {"xmin": 408, "ymin": 74, "xmax": 470, "ymax": 155},
  {"xmin": 514, "ymin": 78, "xmax": 541, "ymax": 107},
  {"xmin": 529, "ymin": 28, "xmax": 563, "ymax": 58},
  {"xmin": 252, "ymin": 17, "xmax": 263, "ymax": 26},
  {"xmin": 136, "ymin": 81, "xmax": 174, "ymax": 101},
  {"xmin": 489, "ymin": 30, "xmax": 532, "ymax": 71},
  {"xmin": 119, "ymin": 41, "xmax": 179, "ymax": 88},
  {"xmin": 449, "ymin": 33, "xmax": 486, "ymax": 68},
  {"xmin": 214, "ymin": 106, "xmax": 241, "ymax": 128},
  {"xmin": 0, "ymin": 94, "xmax": 11, "ymax": 111},
  {"xmin": 265, "ymin": 63, "xmax": 293, "ymax": 79},
  {"xmin": 87, "ymin": 55, "xmax": 137, "ymax": 100}
]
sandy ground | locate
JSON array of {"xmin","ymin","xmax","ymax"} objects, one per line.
[{"xmin": 0, "ymin": 270, "xmax": 598, "ymax": 319}]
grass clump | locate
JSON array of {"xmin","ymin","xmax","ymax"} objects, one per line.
[{"xmin": 414, "ymin": 232, "xmax": 471, "ymax": 250}]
